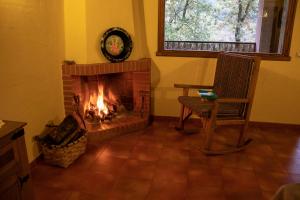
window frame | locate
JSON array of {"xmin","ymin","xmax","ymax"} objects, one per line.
[{"xmin": 157, "ymin": 0, "xmax": 298, "ymax": 61}]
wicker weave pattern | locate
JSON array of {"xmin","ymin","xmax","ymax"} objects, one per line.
[
  {"xmin": 40, "ymin": 134, "xmax": 87, "ymax": 168},
  {"xmin": 213, "ymin": 53, "xmax": 256, "ymax": 117}
]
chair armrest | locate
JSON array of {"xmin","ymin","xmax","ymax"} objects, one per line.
[
  {"xmin": 174, "ymin": 84, "xmax": 214, "ymax": 89},
  {"xmin": 216, "ymin": 98, "xmax": 249, "ymax": 103}
]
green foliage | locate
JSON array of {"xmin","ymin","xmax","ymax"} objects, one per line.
[{"xmin": 165, "ymin": 0, "xmax": 259, "ymax": 42}]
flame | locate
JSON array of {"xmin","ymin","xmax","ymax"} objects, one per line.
[
  {"xmin": 108, "ymin": 89, "xmax": 117, "ymax": 105},
  {"xmin": 96, "ymin": 85, "xmax": 109, "ymax": 115},
  {"xmin": 84, "ymin": 83, "xmax": 118, "ymax": 121}
]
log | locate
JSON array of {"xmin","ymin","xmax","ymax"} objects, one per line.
[{"xmin": 45, "ymin": 115, "xmax": 79, "ymax": 145}]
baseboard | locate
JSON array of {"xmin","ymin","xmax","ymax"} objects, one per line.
[
  {"xmin": 151, "ymin": 115, "xmax": 300, "ymax": 129},
  {"xmin": 30, "ymin": 153, "xmax": 42, "ymax": 170},
  {"xmin": 151, "ymin": 115, "xmax": 177, "ymax": 121},
  {"xmin": 249, "ymin": 121, "xmax": 300, "ymax": 129},
  {"xmin": 151, "ymin": 115, "xmax": 201, "ymax": 123}
]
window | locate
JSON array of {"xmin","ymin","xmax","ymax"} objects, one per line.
[{"xmin": 157, "ymin": 0, "xmax": 298, "ymax": 60}]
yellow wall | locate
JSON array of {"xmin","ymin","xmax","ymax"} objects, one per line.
[
  {"xmin": 64, "ymin": 0, "xmax": 149, "ymax": 64},
  {"xmin": 86, "ymin": 0, "xmax": 136, "ymax": 63},
  {"xmin": 64, "ymin": 0, "xmax": 300, "ymax": 124},
  {"xmin": 143, "ymin": 0, "xmax": 300, "ymax": 124},
  {"xmin": 64, "ymin": 0, "xmax": 87, "ymax": 63},
  {"xmin": 0, "ymin": 0, "xmax": 65, "ymax": 162}
]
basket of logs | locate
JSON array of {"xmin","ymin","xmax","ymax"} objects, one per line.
[{"xmin": 35, "ymin": 114, "xmax": 87, "ymax": 168}]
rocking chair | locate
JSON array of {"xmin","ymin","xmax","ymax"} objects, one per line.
[{"xmin": 175, "ymin": 52, "xmax": 260, "ymax": 155}]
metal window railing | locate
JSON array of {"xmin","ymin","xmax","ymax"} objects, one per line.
[{"xmin": 164, "ymin": 41, "xmax": 256, "ymax": 52}]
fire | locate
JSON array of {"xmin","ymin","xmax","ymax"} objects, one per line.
[
  {"xmin": 84, "ymin": 84, "xmax": 117, "ymax": 123},
  {"xmin": 96, "ymin": 85, "xmax": 109, "ymax": 115}
]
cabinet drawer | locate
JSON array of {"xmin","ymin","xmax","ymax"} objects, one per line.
[
  {"xmin": 0, "ymin": 174, "xmax": 21, "ymax": 200},
  {"xmin": 0, "ymin": 143, "xmax": 18, "ymax": 178}
]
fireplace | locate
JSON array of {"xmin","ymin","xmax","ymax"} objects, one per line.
[
  {"xmin": 82, "ymin": 73, "xmax": 134, "ymax": 124},
  {"xmin": 62, "ymin": 58, "xmax": 151, "ymax": 142}
]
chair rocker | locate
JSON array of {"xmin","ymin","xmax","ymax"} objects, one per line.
[{"xmin": 175, "ymin": 52, "xmax": 261, "ymax": 155}]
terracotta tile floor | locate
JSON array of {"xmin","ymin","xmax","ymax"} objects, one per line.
[{"xmin": 31, "ymin": 120, "xmax": 300, "ymax": 200}]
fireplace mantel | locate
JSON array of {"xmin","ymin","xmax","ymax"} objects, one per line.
[{"xmin": 62, "ymin": 58, "xmax": 151, "ymax": 76}]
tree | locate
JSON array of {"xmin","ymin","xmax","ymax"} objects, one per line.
[
  {"xmin": 164, "ymin": 0, "xmax": 259, "ymax": 42},
  {"xmin": 165, "ymin": 0, "xmax": 216, "ymax": 41}
]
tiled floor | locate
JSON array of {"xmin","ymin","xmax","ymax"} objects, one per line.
[{"xmin": 31, "ymin": 120, "xmax": 300, "ymax": 200}]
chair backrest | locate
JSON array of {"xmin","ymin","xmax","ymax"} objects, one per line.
[{"xmin": 213, "ymin": 52, "xmax": 260, "ymax": 118}]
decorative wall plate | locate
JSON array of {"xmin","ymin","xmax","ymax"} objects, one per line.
[{"xmin": 100, "ymin": 27, "xmax": 133, "ymax": 63}]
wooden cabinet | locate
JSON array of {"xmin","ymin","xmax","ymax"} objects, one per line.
[{"xmin": 0, "ymin": 121, "xmax": 34, "ymax": 200}]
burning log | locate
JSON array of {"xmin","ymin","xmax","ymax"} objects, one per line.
[
  {"xmin": 83, "ymin": 83, "xmax": 122, "ymax": 124},
  {"xmin": 105, "ymin": 112, "xmax": 114, "ymax": 121}
]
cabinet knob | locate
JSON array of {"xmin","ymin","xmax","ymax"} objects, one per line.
[{"xmin": 19, "ymin": 174, "xmax": 30, "ymax": 188}]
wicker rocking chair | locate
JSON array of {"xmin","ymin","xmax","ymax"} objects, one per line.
[{"xmin": 175, "ymin": 52, "xmax": 261, "ymax": 155}]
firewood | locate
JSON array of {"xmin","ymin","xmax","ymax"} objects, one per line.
[
  {"xmin": 43, "ymin": 115, "xmax": 79, "ymax": 145},
  {"xmin": 59, "ymin": 129, "xmax": 84, "ymax": 146}
]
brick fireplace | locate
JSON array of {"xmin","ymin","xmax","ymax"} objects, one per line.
[{"xmin": 62, "ymin": 58, "xmax": 151, "ymax": 142}]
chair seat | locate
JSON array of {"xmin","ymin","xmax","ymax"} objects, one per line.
[{"xmin": 178, "ymin": 96, "xmax": 243, "ymax": 118}]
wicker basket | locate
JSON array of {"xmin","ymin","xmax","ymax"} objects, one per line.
[{"xmin": 39, "ymin": 133, "xmax": 87, "ymax": 168}]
